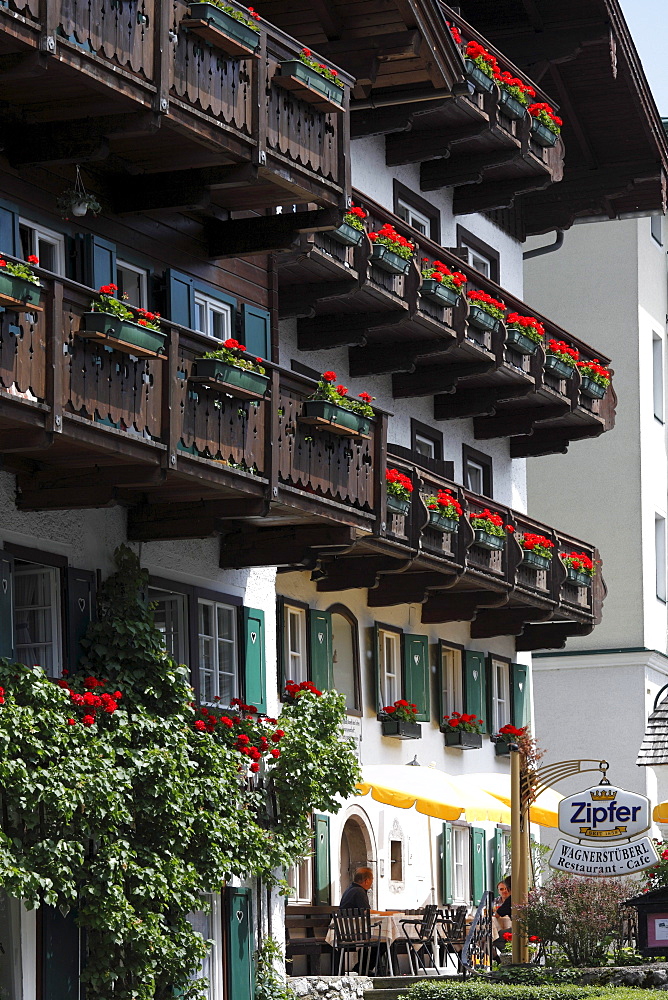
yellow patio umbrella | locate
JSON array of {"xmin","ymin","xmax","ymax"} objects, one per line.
[
  {"xmin": 453, "ymin": 771, "xmax": 562, "ymax": 828},
  {"xmin": 356, "ymin": 764, "xmax": 512, "ymax": 823},
  {"xmin": 654, "ymin": 802, "xmax": 668, "ymax": 823}
]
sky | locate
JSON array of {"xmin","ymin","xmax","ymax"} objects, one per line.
[{"xmin": 618, "ymin": 0, "xmax": 668, "ymax": 116}]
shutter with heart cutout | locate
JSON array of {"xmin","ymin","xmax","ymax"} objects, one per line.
[
  {"xmin": 470, "ymin": 826, "xmax": 487, "ymax": 904},
  {"xmin": 65, "ymin": 568, "xmax": 96, "ymax": 672},
  {"xmin": 242, "ymin": 607, "xmax": 266, "ymax": 713},
  {"xmin": 464, "ymin": 650, "xmax": 487, "ymax": 732},
  {"xmin": 314, "ymin": 814, "xmax": 331, "ymax": 904},
  {"xmin": 403, "ymin": 633, "xmax": 430, "ymax": 721},
  {"xmin": 224, "ymin": 886, "xmax": 254, "ymax": 1000},
  {"xmin": 511, "ymin": 661, "xmax": 528, "ymax": 728},
  {"xmin": 309, "ymin": 609, "xmax": 333, "ymax": 691},
  {"xmin": 0, "ymin": 553, "xmax": 15, "ymax": 661}
]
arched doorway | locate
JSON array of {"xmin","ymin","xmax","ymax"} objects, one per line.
[{"xmin": 339, "ymin": 811, "xmax": 376, "ymax": 907}]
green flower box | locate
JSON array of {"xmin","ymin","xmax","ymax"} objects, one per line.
[
  {"xmin": 387, "ymin": 494, "xmax": 411, "ymax": 517},
  {"xmin": 465, "ymin": 59, "xmax": 495, "ymax": 94},
  {"xmin": 78, "ymin": 312, "xmax": 167, "ymax": 357},
  {"xmin": 580, "ymin": 376, "xmax": 606, "ymax": 400},
  {"xmin": 442, "ymin": 730, "xmax": 483, "ymax": 750},
  {"xmin": 0, "ymin": 271, "xmax": 42, "ymax": 311},
  {"xmin": 566, "ymin": 567, "xmax": 593, "ymax": 588},
  {"xmin": 530, "ymin": 119, "xmax": 558, "ymax": 148},
  {"xmin": 275, "ymin": 60, "xmax": 345, "ymax": 114},
  {"xmin": 300, "ymin": 399, "xmax": 372, "ymax": 438},
  {"xmin": 370, "ymin": 243, "xmax": 411, "ymax": 276},
  {"xmin": 468, "ymin": 304, "xmax": 500, "ymax": 334},
  {"xmin": 523, "ymin": 550, "xmax": 552, "ymax": 571},
  {"xmin": 506, "ymin": 326, "xmax": 539, "ymax": 356},
  {"xmin": 181, "ymin": 3, "xmax": 260, "ymax": 59},
  {"xmin": 495, "ymin": 741, "xmax": 511, "ymax": 757},
  {"xmin": 473, "ymin": 529, "xmax": 505, "ymax": 551},
  {"xmin": 329, "ymin": 222, "xmax": 365, "ymax": 247},
  {"xmin": 499, "ymin": 90, "xmax": 527, "ymax": 121},
  {"xmin": 420, "ymin": 279, "xmax": 460, "ymax": 307},
  {"xmin": 545, "ymin": 354, "xmax": 575, "ymax": 379},
  {"xmin": 190, "ymin": 359, "xmax": 270, "ymax": 400},
  {"xmin": 381, "ymin": 718, "xmax": 421, "ymax": 740},
  {"xmin": 428, "ymin": 511, "xmax": 459, "ymax": 534}
]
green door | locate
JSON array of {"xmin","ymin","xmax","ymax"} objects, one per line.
[
  {"xmin": 243, "ymin": 608, "xmax": 267, "ymax": 713},
  {"xmin": 309, "ymin": 609, "xmax": 333, "ymax": 691},
  {"xmin": 464, "ymin": 650, "xmax": 487, "ymax": 731},
  {"xmin": 403, "ymin": 634, "xmax": 430, "ymax": 721},
  {"xmin": 314, "ymin": 814, "xmax": 331, "ymax": 904},
  {"xmin": 42, "ymin": 905, "xmax": 80, "ymax": 1000},
  {"xmin": 225, "ymin": 886, "xmax": 253, "ymax": 1000},
  {"xmin": 471, "ymin": 827, "xmax": 486, "ymax": 905}
]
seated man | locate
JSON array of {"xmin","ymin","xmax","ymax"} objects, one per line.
[{"xmin": 339, "ymin": 867, "xmax": 373, "ymax": 909}]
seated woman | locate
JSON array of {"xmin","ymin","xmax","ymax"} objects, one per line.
[{"xmin": 492, "ymin": 877, "xmax": 511, "ymax": 952}]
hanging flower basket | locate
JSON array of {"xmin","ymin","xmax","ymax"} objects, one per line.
[
  {"xmin": 329, "ymin": 222, "xmax": 365, "ymax": 247},
  {"xmin": 420, "ymin": 279, "xmax": 460, "ymax": 307},
  {"xmin": 300, "ymin": 399, "xmax": 372, "ymax": 438},
  {"xmin": 443, "ymin": 730, "xmax": 483, "ymax": 750},
  {"xmin": 499, "ymin": 90, "xmax": 527, "ymax": 121},
  {"xmin": 191, "ymin": 358, "xmax": 270, "ymax": 400},
  {"xmin": 506, "ymin": 326, "xmax": 539, "ymax": 355},
  {"xmin": 370, "ymin": 243, "xmax": 411, "ymax": 275},
  {"xmin": 0, "ymin": 270, "xmax": 42, "ymax": 311},
  {"xmin": 78, "ymin": 312, "xmax": 167, "ymax": 357},
  {"xmin": 544, "ymin": 354, "xmax": 575, "ymax": 379},
  {"xmin": 381, "ymin": 718, "xmax": 421, "ymax": 740},
  {"xmin": 275, "ymin": 50, "xmax": 345, "ymax": 113},
  {"xmin": 182, "ymin": 3, "xmax": 261, "ymax": 59},
  {"xmin": 580, "ymin": 376, "xmax": 606, "ymax": 400}
]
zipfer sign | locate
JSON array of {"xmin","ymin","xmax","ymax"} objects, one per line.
[{"xmin": 549, "ymin": 782, "xmax": 658, "ymax": 876}]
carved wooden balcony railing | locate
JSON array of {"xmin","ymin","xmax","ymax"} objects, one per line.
[
  {"xmin": 0, "ymin": 0, "xmax": 351, "ymax": 249},
  {"xmin": 278, "ymin": 192, "xmax": 616, "ymax": 456}
]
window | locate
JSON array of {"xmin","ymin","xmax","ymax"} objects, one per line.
[
  {"xmin": 194, "ymin": 291, "xmax": 232, "ymax": 340},
  {"xmin": 284, "ymin": 604, "xmax": 308, "ymax": 684},
  {"xmin": 14, "ymin": 561, "xmax": 61, "ymax": 678},
  {"xmin": 455, "ymin": 225, "xmax": 500, "ymax": 283},
  {"xmin": 19, "ymin": 219, "xmax": 65, "ymax": 275},
  {"xmin": 654, "ymin": 333, "xmax": 664, "ymax": 422},
  {"xmin": 656, "ymin": 515, "xmax": 667, "ymax": 602},
  {"xmin": 331, "ymin": 607, "xmax": 360, "ymax": 712},
  {"xmin": 491, "ymin": 657, "xmax": 511, "ymax": 732},
  {"xmin": 390, "ymin": 840, "xmax": 403, "ymax": 881},
  {"xmin": 150, "ymin": 588, "xmax": 187, "ymax": 663},
  {"xmin": 287, "ymin": 854, "xmax": 313, "ymax": 904},
  {"xmin": 116, "ymin": 260, "xmax": 148, "ymax": 308},
  {"xmin": 441, "ymin": 644, "xmax": 463, "ymax": 718},
  {"xmin": 396, "ymin": 198, "xmax": 430, "ymax": 236},
  {"xmin": 393, "ymin": 181, "xmax": 440, "ymax": 242},
  {"xmin": 187, "ymin": 894, "xmax": 223, "ymax": 1000},
  {"xmin": 198, "ymin": 600, "xmax": 237, "ymax": 705},
  {"xmin": 463, "ymin": 445, "xmax": 492, "ymax": 497},
  {"xmin": 651, "ymin": 214, "xmax": 663, "ymax": 246},
  {"xmin": 411, "ymin": 419, "xmax": 443, "ymax": 462},
  {"xmin": 379, "ymin": 628, "xmax": 401, "ymax": 705},
  {"xmin": 452, "ymin": 826, "xmax": 470, "ymax": 903}
]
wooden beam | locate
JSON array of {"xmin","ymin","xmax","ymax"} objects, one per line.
[
  {"xmin": 0, "ymin": 429, "xmax": 51, "ymax": 453},
  {"xmin": 7, "ymin": 113, "xmax": 161, "ymax": 166},
  {"xmin": 392, "ymin": 360, "xmax": 496, "ymax": 398},
  {"xmin": 17, "ymin": 486, "xmax": 119, "ymax": 511},
  {"xmin": 349, "ymin": 338, "xmax": 453, "ymax": 377},
  {"xmin": 473, "ymin": 403, "xmax": 571, "ymax": 440},
  {"xmin": 452, "ymin": 173, "xmax": 555, "ymax": 214},
  {"xmin": 421, "ymin": 590, "xmax": 508, "ymax": 624},
  {"xmin": 491, "ymin": 26, "xmax": 609, "ymax": 66},
  {"xmin": 434, "ymin": 384, "xmax": 533, "ymax": 420},
  {"xmin": 470, "ymin": 607, "xmax": 553, "ymax": 639},
  {"xmin": 219, "ymin": 524, "xmax": 356, "ymax": 568},
  {"xmin": 111, "ymin": 163, "xmax": 258, "ymax": 215},
  {"xmin": 385, "ymin": 120, "xmax": 489, "ymax": 165},
  {"xmin": 316, "ymin": 556, "xmax": 410, "ymax": 592},
  {"xmin": 279, "ymin": 279, "xmax": 358, "ymax": 320},
  {"xmin": 367, "ymin": 571, "xmax": 455, "ymax": 607},
  {"xmin": 207, "ymin": 208, "xmax": 342, "ymax": 258},
  {"xmin": 509, "ymin": 422, "xmax": 603, "ymax": 458},
  {"xmin": 128, "ymin": 498, "xmax": 267, "ymax": 540},
  {"xmin": 515, "ymin": 621, "xmax": 593, "ymax": 652},
  {"xmin": 0, "ymin": 52, "xmax": 47, "ymax": 81},
  {"xmin": 420, "ymin": 149, "xmax": 524, "ymax": 190},
  {"xmin": 18, "ymin": 464, "xmax": 164, "ymax": 492},
  {"xmin": 298, "ymin": 309, "xmax": 407, "ymax": 351}
]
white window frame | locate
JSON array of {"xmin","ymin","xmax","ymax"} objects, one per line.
[
  {"xmin": 116, "ymin": 259, "xmax": 148, "ymax": 308},
  {"xmin": 285, "ymin": 604, "xmax": 308, "ymax": 685},
  {"xmin": 414, "ymin": 433, "xmax": 436, "ymax": 459},
  {"xmin": 653, "ymin": 333, "xmax": 664, "ymax": 422},
  {"xmin": 197, "ymin": 598, "xmax": 238, "ymax": 706},
  {"xmin": 150, "ymin": 588, "xmax": 188, "ymax": 664},
  {"xmin": 459, "ymin": 239, "xmax": 493, "ymax": 278},
  {"xmin": 18, "ymin": 218, "xmax": 65, "ymax": 275},
  {"xmin": 465, "ymin": 458, "xmax": 485, "ymax": 495},
  {"xmin": 656, "ymin": 515, "xmax": 667, "ymax": 603},
  {"xmin": 14, "ymin": 562, "xmax": 62, "ymax": 678},
  {"xmin": 286, "ymin": 853, "xmax": 313, "ymax": 904},
  {"xmin": 441, "ymin": 646, "xmax": 463, "ymax": 718},
  {"xmin": 194, "ymin": 290, "xmax": 232, "ymax": 341},
  {"xmin": 491, "ymin": 658, "xmax": 511, "ymax": 732},
  {"xmin": 452, "ymin": 826, "xmax": 470, "ymax": 904},
  {"xmin": 187, "ymin": 893, "xmax": 223, "ymax": 1000},
  {"xmin": 651, "ymin": 214, "xmax": 663, "ymax": 246},
  {"xmin": 379, "ymin": 629, "xmax": 401, "ymax": 706},
  {"xmin": 396, "ymin": 197, "xmax": 430, "ymax": 236}
]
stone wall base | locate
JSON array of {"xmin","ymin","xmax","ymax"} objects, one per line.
[
  {"xmin": 579, "ymin": 964, "xmax": 668, "ymax": 988},
  {"xmin": 288, "ymin": 975, "xmax": 374, "ymax": 998}
]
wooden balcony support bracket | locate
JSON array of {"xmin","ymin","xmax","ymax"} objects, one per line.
[
  {"xmin": 16, "ymin": 464, "xmax": 166, "ymax": 511},
  {"xmin": 473, "ymin": 403, "xmax": 571, "ymax": 441},
  {"xmin": 207, "ymin": 208, "xmax": 343, "ymax": 259},
  {"xmin": 420, "ymin": 149, "xmax": 525, "ymax": 192},
  {"xmin": 315, "ymin": 555, "xmax": 412, "ymax": 593},
  {"xmin": 392, "ymin": 360, "xmax": 496, "ymax": 399},
  {"xmin": 6, "ymin": 113, "xmax": 162, "ymax": 168},
  {"xmin": 128, "ymin": 498, "xmax": 268, "ymax": 542},
  {"xmin": 349, "ymin": 339, "xmax": 455, "ymax": 378},
  {"xmin": 434, "ymin": 384, "xmax": 534, "ymax": 420},
  {"xmin": 367, "ymin": 571, "xmax": 457, "ymax": 608},
  {"xmin": 298, "ymin": 310, "xmax": 407, "ymax": 351},
  {"xmin": 45, "ymin": 279, "xmax": 63, "ymax": 437},
  {"xmin": 470, "ymin": 606, "xmax": 554, "ymax": 640},
  {"xmin": 384, "ymin": 119, "xmax": 491, "ymax": 166},
  {"xmin": 509, "ymin": 422, "xmax": 604, "ymax": 458},
  {"xmin": 515, "ymin": 622, "xmax": 594, "ymax": 653},
  {"xmin": 279, "ymin": 279, "xmax": 360, "ymax": 321},
  {"xmin": 38, "ymin": 0, "xmax": 58, "ymax": 56},
  {"xmin": 421, "ymin": 590, "xmax": 509, "ymax": 625},
  {"xmin": 219, "ymin": 524, "xmax": 358, "ymax": 569},
  {"xmin": 154, "ymin": 0, "xmax": 171, "ymax": 115},
  {"xmin": 111, "ymin": 164, "xmax": 259, "ymax": 215},
  {"xmin": 452, "ymin": 173, "xmax": 555, "ymax": 215}
]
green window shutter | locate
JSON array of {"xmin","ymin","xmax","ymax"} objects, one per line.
[
  {"xmin": 242, "ymin": 607, "xmax": 266, "ymax": 713},
  {"xmin": 242, "ymin": 303, "xmax": 271, "ymax": 360},
  {"xmin": 0, "ymin": 553, "xmax": 14, "ymax": 661},
  {"xmin": 440, "ymin": 823, "xmax": 453, "ymax": 904},
  {"xmin": 493, "ymin": 826, "xmax": 504, "ymax": 888},
  {"xmin": 314, "ymin": 814, "xmax": 331, "ymax": 904},
  {"xmin": 403, "ymin": 634, "xmax": 430, "ymax": 722},
  {"xmin": 372, "ymin": 624, "xmax": 383, "ymax": 713},
  {"xmin": 0, "ymin": 199, "xmax": 20, "ymax": 257},
  {"xmin": 464, "ymin": 650, "xmax": 487, "ymax": 731},
  {"xmin": 511, "ymin": 662, "xmax": 528, "ymax": 728},
  {"xmin": 65, "ymin": 568, "xmax": 95, "ymax": 673},
  {"xmin": 42, "ymin": 905, "xmax": 80, "ymax": 1000},
  {"xmin": 166, "ymin": 268, "xmax": 195, "ymax": 329},
  {"xmin": 225, "ymin": 886, "xmax": 254, "ymax": 1000},
  {"xmin": 471, "ymin": 827, "xmax": 486, "ymax": 905},
  {"xmin": 81, "ymin": 234, "xmax": 116, "ymax": 290},
  {"xmin": 276, "ymin": 597, "xmax": 286, "ymax": 696},
  {"xmin": 309, "ymin": 609, "xmax": 333, "ymax": 691}
]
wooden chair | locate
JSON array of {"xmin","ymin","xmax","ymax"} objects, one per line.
[
  {"xmin": 438, "ymin": 905, "xmax": 468, "ymax": 972},
  {"xmin": 285, "ymin": 905, "xmax": 335, "ymax": 975},
  {"xmin": 399, "ymin": 904, "xmax": 440, "ymax": 975},
  {"xmin": 332, "ymin": 908, "xmax": 388, "ymax": 976}
]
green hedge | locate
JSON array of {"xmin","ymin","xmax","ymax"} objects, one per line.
[{"xmin": 399, "ymin": 984, "xmax": 662, "ymax": 1000}]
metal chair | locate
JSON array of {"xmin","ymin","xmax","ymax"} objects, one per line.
[
  {"xmin": 400, "ymin": 904, "xmax": 440, "ymax": 975},
  {"xmin": 332, "ymin": 908, "xmax": 386, "ymax": 976},
  {"xmin": 438, "ymin": 905, "xmax": 468, "ymax": 972}
]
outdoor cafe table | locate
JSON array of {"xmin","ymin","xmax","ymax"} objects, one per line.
[{"xmin": 325, "ymin": 910, "xmax": 424, "ymax": 975}]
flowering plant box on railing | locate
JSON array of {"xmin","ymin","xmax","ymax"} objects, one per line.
[
  {"xmin": 0, "ymin": 254, "xmax": 42, "ymax": 311},
  {"xmin": 528, "ymin": 103, "xmax": 562, "ymax": 148},
  {"xmin": 561, "ymin": 551, "xmax": 595, "ymax": 587},
  {"xmin": 190, "ymin": 359, "xmax": 270, "ymax": 400},
  {"xmin": 275, "ymin": 50, "xmax": 345, "ymax": 113},
  {"xmin": 473, "ymin": 528, "xmax": 505, "ymax": 551},
  {"xmin": 370, "ymin": 243, "xmax": 411, "ymax": 275},
  {"xmin": 330, "ymin": 206, "xmax": 367, "ymax": 246},
  {"xmin": 544, "ymin": 354, "xmax": 575, "ymax": 379},
  {"xmin": 381, "ymin": 719, "xmax": 421, "ymax": 739},
  {"xmin": 467, "ymin": 291, "xmax": 506, "ymax": 334},
  {"xmin": 443, "ymin": 730, "xmax": 484, "ymax": 749},
  {"xmin": 580, "ymin": 376, "xmax": 607, "ymax": 400},
  {"xmin": 499, "ymin": 89, "xmax": 527, "ymax": 121},
  {"xmin": 577, "ymin": 360, "xmax": 610, "ymax": 399},
  {"xmin": 522, "ymin": 550, "xmax": 551, "ymax": 570},
  {"xmin": 506, "ymin": 326, "xmax": 538, "ymax": 355},
  {"xmin": 425, "ymin": 489, "xmax": 462, "ymax": 533},
  {"xmin": 78, "ymin": 312, "xmax": 167, "ymax": 358},
  {"xmin": 520, "ymin": 533, "xmax": 554, "ymax": 570},
  {"xmin": 300, "ymin": 399, "xmax": 372, "ymax": 438},
  {"xmin": 420, "ymin": 278, "xmax": 460, "ymax": 307},
  {"xmin": 470, "ymin": 508, "xmax": 511, "ymax": 550},
  {"xmin": 441, "ymin": 712, "xmax": 484, "ymax": 749},
  {"xmin": 181, "ymin": 3, "xmax": 261, "ymax": 59}
]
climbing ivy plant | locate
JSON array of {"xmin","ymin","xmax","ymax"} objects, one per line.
[{"xmin": 0, "ymin": 545, "xmax": 360, "ymax": 999}]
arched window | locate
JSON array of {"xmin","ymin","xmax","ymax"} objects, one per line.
[{"xmin": 329, "ymin": 605, "xmax": 361, "ymax": 713}]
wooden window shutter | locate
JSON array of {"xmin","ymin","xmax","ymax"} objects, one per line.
[
  {"xmin": 242, "ymin": 607, "xmax": 266, "ymax": 713},
  {"xmin": 372, "ymin": 623, "xmax": 383, "ymax": 713},
  {"xmin": 511, "ymin": 662, "xmax": 529, "ymax": 728},
  {"xmin": 463, "ymin": 650, "xmax": 487, "ymax": 732},
  {"xmin": 241, "ymin": 303, "xmax": 271, "ymax": 360},
  {"xmin": 403, "ymin": 633, "xmax": 430, "ymax": 722},
  {"xmin": 165, "ymin": 268, "xmax": 195, "ymax": 329},
  {"xmin": 440, "ymin": 823, "xmax": 453, "ymax": 904},
  {"xmin": 309, "ymin": 609, "xmax": 333, "ymax": 691},
  {"xmin": 81, "ymin": 234, "xmax": 117, "ymax": 290},
  {"xmin": 471, "ymin": 826, "xmax": 486, "ymax": 904},
  {"xmin": 493, "ymin": 826, "xmax": 505, "ymax": 888},
  {"xmin": 224, "ymin": 886, "xmax": 254, "ymax": 1000},
  {"xmin": 276, "ymin": 597, "xmax": 286, "ymax": 696},
  {"xmin": 314, "ymin": 814, "xmax": 331, "ymax": 904},
  {"xmin": 65, "ymin": 567, "xmax": 95, "ymax": 673},
  {"xmin": 41, "ymin": 905, "xmax": 81, "ymax": 1000},
  {"xmin": 0, "ymin": 199, "xmax": 20, "ymax": 258},
  {"xmin": 0, "ymin": 553, "xmax": 14, "ymax": 661}
]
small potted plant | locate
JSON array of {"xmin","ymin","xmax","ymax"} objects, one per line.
[
  {"xmin": 300, "ymin": 371, "xmax": 375, "ymax": 437},
  {"xmin": 181, "ymin": 1, "xmax": 261, "ymax": 59},
  {"xmin": 527, "ymin": 101, "xmax": 562, "ymax": 148},
  {"xmin": 56, "ymin": 188, "xmax": 101, "ymax": 220},
  {"xmin": 470, "ymin": 508, "xmax": 513, "ymax": 551},
  {"xmin": 425, "ymin": 489, "xmax": 462, "ymax": 533},
  {"xmin": 441, "ymin": 711, "xmax": 484, "ymax": 749},
  {"xmin": 495, "ymin": 71, "xmax": 535, "ymax": 121},
  {"xmin": 519, "ymin": 532, "xmax": 554, "ymax": 570},
  {"xmin": 78, "ymin": 285, "xmax": 167, "ymax": 356},
  {"xmin": 0, "ymin": 254, "xmax": 42, "ymax": 310},
  {"xmin": 505, "ymin": 312, "xmax": 545, "ymax": 355},
  {"xmin": 190, "ymin": 337, "xmax": 269, "ymax": 400},
  {"xmin": 386, "ymin": 468, "xmax": 413, "ymax": 517},
  {"xmin": 467, "ymin": 290, "xmax": 506, "ymax": 334},
  {"xmin": 577, "ymin": 358, "xmax": 611, "ymax": 400},
  {"xmin": 368, "ymin": 223, "xmax": 415, "ymax": 276},
  {"xmin": 420, "ymin": 259, "xmax": 467, "ymax": 308},
  {"xmin": 544, "ymin": 338, "xmax": 579, "ymax": 379},
  {"xmin": 561, "ymin": 550, "xmax": 595, "ymax": 588},
  {"xmin": 464, "ymin": 40, "xmax": 499, "ymax": 94},
  {"xmin": 495, "ymin": 723, "xmax": 526, "ymax": 756},
  {"xmin": 330, "ymin": 205, "xmax": 367, "ymax": 247},
  {"xmin": 275, "ymin": 46, "xmax": 345, "ymax": 113},
  {"xmin": 380, "ymin": 699, "xmax": 421, "ymax": 739}
]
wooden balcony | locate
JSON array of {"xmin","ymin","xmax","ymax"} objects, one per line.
[
  {"xmin": 0, "ymin": 0, "xmax": 352, "ymax": 252},
  {"xmin": 278, "ymin": 193, "xmax": 616, "ymax": 456}
]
